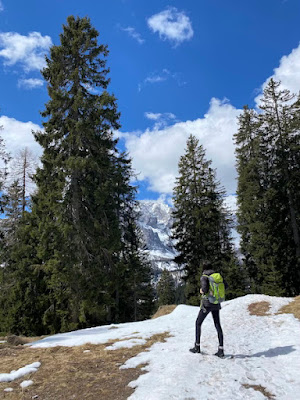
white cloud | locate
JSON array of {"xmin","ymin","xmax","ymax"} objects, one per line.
[
  {"xmin": 18, "ymin": 78, "xmax": 44, "ymax": 89},
  {"xmin": 255, "ymin": 42, "xmax": 300, "ymax": 105},
  {"xmin": 144, "ymin": 112, "xmax": 176, "ymax": 129},
  {"xmin": 120, "ymin": 98, "xmax": 240, "ymax": 195},
  {"xmin": 121, "ymin": 26, "xmax": 144, "ymax": 44},
  {"xmin": 147, "ymin": 7, "xmax": 194, "ymax": 46},
  {"xmin": 0, "ymin": 116, "xmax": 42, "ymax": 158},
  {"xmin": 145, "ymin": 75, "xmax": 167, "ymax": 84},
  {"xmin": 145, "ymin": 112, "xmax": 175, "ymax": 121},
  {"xmin": 164, "ymin": 112, "xmax": 176, "ymax": 120},
  {"xmin": 139, "ymin": 69, "xmax": 186, "ymax": 91},
  {"xmin": 0, "ymin": 32, "xmax": 52, "ymax": 72},
  {"xmin": 144, "ymin": 112, "xmax": 163, "ymax": 121},
  {"xmin": 139, "ymin": 72, "xmax": 167, "ymax": 92}
]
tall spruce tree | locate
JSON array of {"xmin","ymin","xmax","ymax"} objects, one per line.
[
  {"xmin": 1, "ymin": 16, "xmax": 152, "ymax": 335},
  {"xmin": 235, "ymin": 79, "xmax": 300, "ymax": 295},
  {"xmin": 172, "ymin": 135, "xmax": 242, "ymax": 305},
  {"xmin": 234, "ymin": 106, "xmax": 270, "ymax": 293},
  {"xmin": 258, "ymin": 79, "xmax": 300, "ymax": 294},
  {"xmin": 35, "ymin": 15, "xmax": 121, "ymax": 333}
]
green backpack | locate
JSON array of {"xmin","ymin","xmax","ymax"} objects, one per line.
[{"xmin": 203, "ymin": 273, "xmax": 225, "ymax": 304}]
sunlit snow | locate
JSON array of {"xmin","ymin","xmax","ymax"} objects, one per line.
[{"xmin": 30, "ymin": 295, "xmax": 300, "ymax": 400}]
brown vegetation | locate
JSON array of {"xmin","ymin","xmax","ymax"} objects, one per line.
[
  {"xmin": 248, "ymin": 301, "xmax": 271, "ymax": 316},
  {"xmin": 6, "ymin": 335, "xmax": 48, "ymax": 346},
  {"xmin": 243, "ymin": 384, "xmax": 275, "ymax": 399},
  {"xmin": 277, "ymin": 295, "xmax": 300, "ymax": 320},
  {"xmin": 151, "ymin": 305, "xmax": 177, "ymax": 319},
  {"xmin": 0, "ymin": 332, "xmax": 170, "ymax": 400}
]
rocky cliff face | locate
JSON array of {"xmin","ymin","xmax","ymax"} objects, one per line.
[
  {"xmin": 137, "ymin": 198, "xmax": 240, "ymax": 285},
  {"xmin": 137, "ymin": 200, "xmax": 183, "ymax": 285}
]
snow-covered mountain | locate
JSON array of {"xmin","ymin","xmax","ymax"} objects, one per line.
[
  {"xmin": 137, "ymin": 198, "xmax": 241, "ymax": 283},
  {"xmin": 137, "ymin": 200, "xmax": 183, "ymax": 284}
]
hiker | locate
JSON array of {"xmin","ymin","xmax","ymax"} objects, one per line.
[{"xmin": 189, "ymin": 261, "xmax": 227, "ymax": 357}]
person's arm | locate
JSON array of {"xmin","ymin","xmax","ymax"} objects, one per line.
[{"xmin": 200, "ymin": 275, "xmax": 209, "ymax": 294}]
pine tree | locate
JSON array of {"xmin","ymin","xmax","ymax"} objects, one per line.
[
  {"xmin": 235, "ymin": 80, "xmax": 300, "ymax": 296},
  {"xmin": 172, "ymin": 135, "xmax": 241, "ymax": 305},
  {"xmin": 31, "ymin": 15, "xmax": 122, "ymax": 332},
  {"xmin": 2, "ymin": 16, "xmax": 152, "ymax": 335},
  {"xmin": 258, "ymin": 79, "xmax": 300, "ymax": 294},
  {"xmin": 157, "ymin": 269, "xmax": 176, "ymax": 306},
  {"xmin": 234, "ymin": 106, "xmax": 269, "ymax": 293}
]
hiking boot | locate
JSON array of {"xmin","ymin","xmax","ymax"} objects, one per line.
[
  {"xmin": 215, "ymin": 346, "xmax": 224, "ymax": 358},
  {"xmin": 189, "ymin": 344, "xmax": 200, "ymax": 353}
]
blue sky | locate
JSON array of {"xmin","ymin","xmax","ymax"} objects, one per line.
[{"xmin": 1, "ymin": 0, "xmax": 300, "ymax": 206}]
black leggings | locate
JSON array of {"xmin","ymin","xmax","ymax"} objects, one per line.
[{"xmin": 195, "ymin": 308, "xmax": 223, "ymax": 347}]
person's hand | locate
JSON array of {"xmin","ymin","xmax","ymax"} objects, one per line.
[{"xmin": 200, "ymin": 288, "xmax": 203, "ymax": 294}]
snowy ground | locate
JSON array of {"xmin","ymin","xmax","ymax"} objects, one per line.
[
  {"xmin": 0, "ymin": 362, "xmax": 41, "ymax": 383},
  {"xmin": 30, "ymin": 294, "xmax": 300, "ymax": 400}
]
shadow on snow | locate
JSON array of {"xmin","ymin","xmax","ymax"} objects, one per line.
[{"xmin": 229, "ymin": 345, "xmax": 296, "ymax": 359}]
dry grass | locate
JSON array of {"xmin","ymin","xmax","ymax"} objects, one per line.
[
  {"xmin": 243, "ymin": 384, "xmax": 275, "ymax": 399},
  {"xmin": 248, "ymin": 301, "xmax": 271, "ymax": 316},
  {"xmin": 6, "ymin": 335, "xmax": 48, "ymax": 346},
  {"xmin": 151, "ymin": 305, "xmax": 177, "ymax": 319},
  {"xmin": 277, "ymin": 296, "xmax": 300, "ymax": 320},
  {"xmin": 0, "ymin": 332, "xmax": 170, "ymax": 400}
]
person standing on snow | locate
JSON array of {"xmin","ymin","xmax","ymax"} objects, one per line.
[{"xmin": 189, "ymin": 260, "xmax": 227, "ymax": 357}]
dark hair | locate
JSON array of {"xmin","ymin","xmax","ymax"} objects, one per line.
[{"xmin": 202, "ymin": 260, "xmax": 212, "ymax": 270}]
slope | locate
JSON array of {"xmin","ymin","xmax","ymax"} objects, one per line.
[{"xmin": 1, "ymin": 295, "xmax": 300, "ymax": 400}]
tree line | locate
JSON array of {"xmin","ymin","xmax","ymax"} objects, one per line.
[{"xmin": 168, "ymin": 79, "xmax": 299, "ymax": 305}]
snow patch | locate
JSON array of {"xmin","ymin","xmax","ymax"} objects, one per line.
[
  {"xmin": 106, "ymin": 338, "xmax": 147, "ymax": 350},
  {"xmin": 0, "ymin": 362, "xmax": 41, "ymax": 383},
  {"xmin": 20, "ymin": 380, "xmax": 33, "ymax": 388}
]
